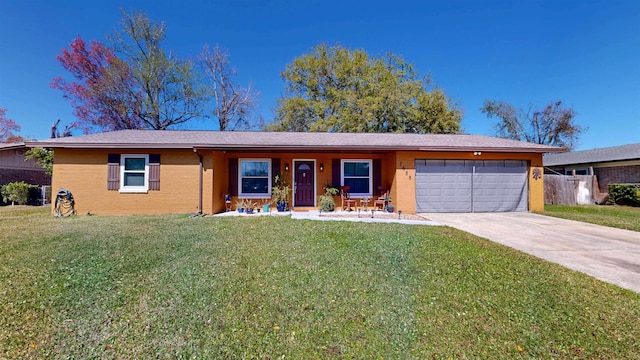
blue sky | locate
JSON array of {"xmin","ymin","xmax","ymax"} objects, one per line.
[{"xmin": 1, "ymin": 0, "xmax": 638, "ymax": 150}]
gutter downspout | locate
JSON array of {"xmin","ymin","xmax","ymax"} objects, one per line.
[{"xmin": 194, "ymin": 149, "xmax": 203, "ymax": 215}]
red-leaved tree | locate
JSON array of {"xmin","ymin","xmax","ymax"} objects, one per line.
[
  {"xmin": 51, "ymin": 37, "xmax": 143, "ymax": 132},
  {"xmin": 0, "ymin": 108, "xmax": 23, "ymax": 143}
]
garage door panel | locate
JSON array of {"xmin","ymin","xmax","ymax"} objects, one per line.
[
  {"xmin": 415, "ymin": 160, "xmax": 472, "ymax": 213},
  {"xmin": 416, "ymin": 159, "xmax": 528, "ymax": 213},
  {"xmin": 473, "ymin": 160, "xmax": 528, "ymax": 212}
]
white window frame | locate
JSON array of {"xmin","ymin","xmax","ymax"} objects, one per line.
[
  {"xmin": 120, "ymin": 154, "xmax": 149, "ymax": 193},
  {"xmin": 238, "ymin": 158, "xmax": 272, "ymax": 198},
  {"xmin": 564, "ymin": 168, "xmax": 590, "ymax": 175},
  {"xmin": 341, "ymin": 159, "xmax": 373, "ymax": 197}
]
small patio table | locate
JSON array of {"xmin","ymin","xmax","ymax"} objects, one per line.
[{"xmin": 360, "ymin": 197, "xmax": 370, "ymax": 211}]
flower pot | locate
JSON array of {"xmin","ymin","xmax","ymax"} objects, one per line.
[
  {"xmin": 245, "ymin": 208, "xmax": 254, "ymax": 214},
  {"xmin": 237, "ymin": 208, "xmax": 244, "ymax": 213},
  {"xmin": 386, "ymin": 206, "xmax": 395, "ymax": 213},
  {"xmin": 276, "ymin": 200, "xmax": 287, "ymax": 212},
  {"xmin": 262, "ymin": 204, "xmax": 270, "ymax": 213}
]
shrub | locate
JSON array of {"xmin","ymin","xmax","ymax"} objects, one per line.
[
  {"xmin": 1, "ymin": 181, "xmax": 37, "ymax": 205},
  {"xmin": 271, "ymin": 174, "xmax": 291, "ymax": 205},
  {"xmin": 319, "ymin": 185, "xmax": 339, "ymax": 211},
  {"xmin": 607, "ymin": 183, "xmax": 640, "ymax": 207}
]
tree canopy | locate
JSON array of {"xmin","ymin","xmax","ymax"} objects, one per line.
[
  {"xmin": 110, "ymin": 10, "xmax": 204, "ymax": 130},
  {"xmin": 53, "ymin": 10, "xmax": 255, "ymax": 133},
  {"xmin": 0, "ymin": 108, "xmax": 23, "ymax": 143},
  {"xmin": 51, "ymin": 37, "xmax": 141, "ymax": 132},
  {"xmin": 481, "ymin": 100, "xmax": 586, "ymax": 150},
  {"xmin": 267, "ymin": 44, "xmax": 462, "ymax": 133}
]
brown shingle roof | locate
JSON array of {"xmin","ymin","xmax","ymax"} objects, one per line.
[{"xmin": 25, "ymin": 130, "xmax": 562, "ymax": 153}]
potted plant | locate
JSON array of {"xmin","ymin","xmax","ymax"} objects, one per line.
[
  {"xmin": 271, "ymin": 174, "xmax": 291, "ymax": 212},
  {"xmin": 384, "ymin": 194, "xmax": 394, "ymax": 213},
  {"xmin": 318, "ymin": 185, "xmax": 339, "ymax": 212},
  {"xmin": 235, "ymin": 198, "xmax": 253, "ymax": 213},
  {"xmin": 261, "ymin": 198, "xmax": 271, "ymax": 213},
  {"xmin": 245, "ymin": 199, "xmax": 256, "ymax": 214}
]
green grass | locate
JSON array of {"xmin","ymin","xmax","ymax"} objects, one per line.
[
  {"xmin": 1, "ymin": 206, "xmax": 639, "ymax": 358},
  {"xmin": 541, "ymin": 204, "xmax": 640, "ymax": 232}
]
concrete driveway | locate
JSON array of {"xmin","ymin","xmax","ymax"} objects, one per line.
[{"xmin": 424, "ymin": 212, "xmax": 640, "ymax": 293}]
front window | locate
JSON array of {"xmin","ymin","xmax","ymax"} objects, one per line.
[
  {"xmin": 120, "ymin": 155, "xmax": 148, "ymax": 192},
  {"xmin": 342, "ymin": 160, "xmax": 372, "ymax": 197},
  {"xmin": 239, "ymin": 159, "xmax": 271, "ymax": 197}
]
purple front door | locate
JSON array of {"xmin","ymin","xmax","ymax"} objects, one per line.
[{"xmin": 294, "ymin": 161, "xmax": 314, "ymax": 207}]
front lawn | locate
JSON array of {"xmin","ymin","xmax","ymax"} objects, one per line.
[
  {"xmin": 541, "ymin": 204, "xmax": 640, "ymax": 232},
  {"xmin": 1, "ymin": 206, "xmax": 639, "ymax": 358}
]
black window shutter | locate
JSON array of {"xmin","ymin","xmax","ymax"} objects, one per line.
[
  {"xmin": 373, "ymin": 159, "xmax": 382, "ymax": 194},
  {"xmin": 107, "ymin": 154, "xmax": 120, "ymax": 191},
  {"xmin": 272, "ymin": 158, "xmax": 281, "ymax": 181},
  {"xmin": 229, "ymin": 158, "xmax": 238, "ymax": 196},
  {"xmin": 149, "ymin": 154, "xmax": 160, "ymax": 191},
  {"xmin": 332, "ymin": 158, "xmax": 341, "ymax": 188}
]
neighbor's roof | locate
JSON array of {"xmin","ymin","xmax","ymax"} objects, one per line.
[
  {"xmin": 544, "ymin": 143, "xmax": 640, "ymax": 166},
  {"xmin": 25, "ymin": 130, "xmax": 562, "ymax": 153},
  {"xmin": 0, "ymin": 142, "xmax": 26, "ymax": 150}
]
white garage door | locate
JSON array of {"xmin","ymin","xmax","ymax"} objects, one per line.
[{"xmin": 415, "ymin": 160, "xmax": 528, "ymax": 213}]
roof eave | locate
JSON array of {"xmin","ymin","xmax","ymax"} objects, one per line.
[
  {"xmin": 25, "ymin": 142, "xmax": 562, "ymax": 153},
  {"xmin": 24, "ymin": 142, "xmax": 195, "ymax": 149},
  {"xmin": 0, "ymin": 142, "xmax": 27, "ymax": 150}
]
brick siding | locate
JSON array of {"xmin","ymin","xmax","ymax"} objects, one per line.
[{"xmin": 594, "ymin": 165, "xmax": 640, "ymax": 193}]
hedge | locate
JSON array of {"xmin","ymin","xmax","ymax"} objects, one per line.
[
  {"xmin": 607, "ymin": 183, "xmax": 640, "ymax": 207},
  {"xmin": 0, "ymin": 181, "xmax": 39, "ymax": 206}
]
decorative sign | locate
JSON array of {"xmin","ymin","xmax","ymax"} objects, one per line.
[{"xmin": 532, "ymin": 167, "xmax": 542, "ymax": 180}]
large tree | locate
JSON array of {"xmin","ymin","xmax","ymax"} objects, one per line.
[
  {"xmin": 481, "ymin": 100, "xmax": 585, "ymax": 150},
  {"xmin": 51, "ymin": 37, "xmax": 142, "ymax": 132},
  {"xmin": 53, "ymin": 10, "xmax": 206, "ymax": 132},
  {"xmin": 109, "ymin": 10, "xmax": 204, "ymax": 130},
  {"xmin": 199, "ymin": 45, "xmax": 259, "ymax": 131},
  {"xmin": 268, "ymin": 44, "xmax": 462, "ymax": 133}
]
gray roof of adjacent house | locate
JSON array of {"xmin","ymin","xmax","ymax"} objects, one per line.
[
  {"xmin": 544, "ymin": 143, "xmax": 640, "ymax": 166},
  {"xmin": 25, "ymin": 130, "xmax": 562, "ymax": 153},
  {"xmin": 0, "ymin": 142, "xmax": 26, "ymax": 150}
]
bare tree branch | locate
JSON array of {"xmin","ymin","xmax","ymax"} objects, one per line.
[
  {"xmin": 481, "ymin": 99, "xmax": 586, "ymax": 150},
  {"xmin": 199, "ymin": 45, "xmax": 259, "ymax": 131}
]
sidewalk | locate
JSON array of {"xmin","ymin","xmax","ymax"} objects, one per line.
[{"xmin": 212, "ymin": 209, "xmax": 439, "ymax": 226}]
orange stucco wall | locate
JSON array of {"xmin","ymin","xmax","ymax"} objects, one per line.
[
  {"xmin": 210, "ymin": 151, "xmax": 228, "ymax": 214},
  {"xmin": 394, "ymin": 151, "xmax": 544, "ymax": 213},
  {"xmin": 52, "ymin": 148, "xmax": 544, "ymax": 215},
  {"xmin": 528, "ymin": 155, "xmax": 545, "ymax": 212},
  {"xmin": 221, "ymin": 152, "xmax": 390, "ymax": 211},
  {"xmin": 52, "ymin": 149, "xmax": 203, "ymax": 215}
]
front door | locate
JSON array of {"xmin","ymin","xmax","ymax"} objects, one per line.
[{"xmin": 294, "ymin": 161, "xmax": 314, "ymax": 207}]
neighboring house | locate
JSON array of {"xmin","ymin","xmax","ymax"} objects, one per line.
[
  {"xmin": 0, "ymin": 143, "xmax": 51, "ymax": 186},
  {"xmin": 544, "ymin": 143, "xmax": 640, "ymax": 193},
  {"xmin": 26, "ymin": 130, "xmax": 560, "ymax": 215}
]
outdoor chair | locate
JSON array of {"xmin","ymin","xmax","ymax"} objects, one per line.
[
  {"xmin": 340, "ymin": 186, "xmax": 357, "ymax": 211},
  {"xmin": 224, "ymin": 193, "xmax": 232, "ymax": 212},
  {"xmin": 373, "ymin": 186, "xmax": 389, "ymax": 211}
]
